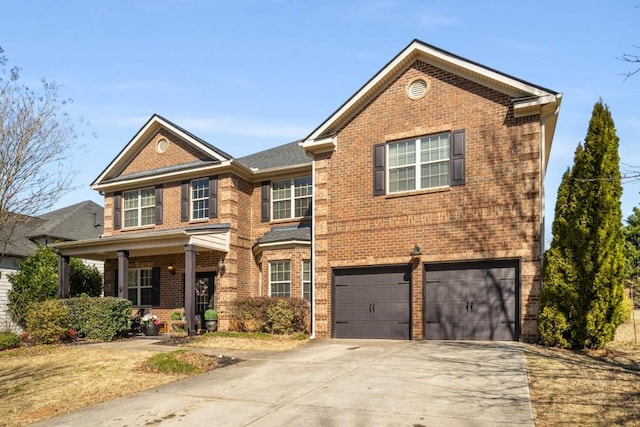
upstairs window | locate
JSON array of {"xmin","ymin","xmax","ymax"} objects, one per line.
[
  {"xmin": 388, "ymin": 133, "xmax": 450, "ymax": 192},
  {"xmin": 191, "ymin": 178, "xmax": 209, "ymax": 220},
  {"xmin": 269, "ymin": 261, "xmax": 291, "ymax": 298},
  {"xmin": 272, "ymin": 176, "xmax": 312, "ymax": 220},
  {"xmin": 123, "ymin": 188, "xmax": 155, "ymax": 227}
]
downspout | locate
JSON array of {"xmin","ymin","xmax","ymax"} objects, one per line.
[{"xmin": 309, "ymin": 157, "xmax": 316, "ymax": 340}]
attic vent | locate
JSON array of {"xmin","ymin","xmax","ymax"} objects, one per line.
[
  {"xmin": 407, "ymin": 79, "xmax": 428, "ymax": 100},
  {"xmin": 156, "ymin": 138, "xmax": 168, "ymax": 154}
]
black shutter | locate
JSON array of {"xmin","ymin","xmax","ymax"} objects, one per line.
[
  {"xmin": 451, "ymin": 129, "xmax": 465, "ymax": 186},
  {"xmin": 181, "ymin": 181, "xmax": 189, "ymax": 222},
  {"xmin": 261, "ymin": 181, "xmax": 270, "ymax": 222},
  {"xmin": 152, "ymin": 267, "xmax": 161, "ymax": 306},
  {"xmin": 113, "ymin": 193, "xmax": 122, "ymax": 230},
  {"xmin": 155, "ymin": 185, "xmax": 163, "ymax": 225},
  {"xmin": 373, "ymin": 143, "xmax": 386, "ymax": 195},
  {"xmin": 209, "ymin": 176, "xmax": 218, "ymax": 219}
]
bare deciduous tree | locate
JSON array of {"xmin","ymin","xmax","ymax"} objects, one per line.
[
  {"xmin": 0, "ymin": 47, "xmax": 79, "ymax": 246},
  {"xmin": 619, "ymin": 46, "xmax": 640, "ymax": 81}
]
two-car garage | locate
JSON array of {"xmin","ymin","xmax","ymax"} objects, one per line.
[{"xmin": 332, "ymin": 260, "xmax": 519, "ymax": 341}]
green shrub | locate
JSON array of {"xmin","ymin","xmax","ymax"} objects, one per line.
[
  {"xmin": 204, "ymin": 309, "xmax": 217, "ymax": 321},
  {"xmin": 63, "ymin": 296, "xmax": 132, "ymax": 341},
  {"xmin": 266, "ymin": 299, "xmax": 294, "ymax": 334},
  {"xmin": 25, "ymin": 299, "xmax": 71, "ymax": 344},
  {"xmin": 170, "ymin": 309, "xmax": 184, "ymax": 320},
  {"xmin": 0, "ymin": 331, "xmax": 21, "ymax": 350},
  {"xmin": 230, "ymin": 297, "xmax": 309, "ymax": 334},
  {"xmin": 537, "ymin": 305, "xmax": 570, "ymax": 348}
]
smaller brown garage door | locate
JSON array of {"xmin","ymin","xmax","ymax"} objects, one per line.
[
  {"xmin": 424, "ymin": 260, "xmax": 519, "ymax": 341},
  {"xmin": 333, "ymin": 266, "xmax": 411, "ymax": 339}
]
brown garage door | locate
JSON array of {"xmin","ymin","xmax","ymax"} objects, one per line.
[
  {"xmin": 333, "ymin": 266, "xmax": 411, "ymax": 339},
  {"xmin": 424, "ymin": 260, "xmax": 519, "ymax": 340}
]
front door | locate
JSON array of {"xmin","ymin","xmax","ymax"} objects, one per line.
[{"xmin": 194, "ymin": 272, "xmax": 215, "ymax": 327}]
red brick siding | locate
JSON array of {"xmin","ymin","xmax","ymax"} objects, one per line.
[{"xmin": 313, "ymin": 60, "xmax": 542, "ymax": 341}]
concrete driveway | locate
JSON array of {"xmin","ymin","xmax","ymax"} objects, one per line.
[{"xmin": 39, "ymin": 340, "xmax": 534, "ymax": 426}]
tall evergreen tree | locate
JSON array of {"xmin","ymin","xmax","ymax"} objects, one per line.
[{"xmin": 539, "ymin": 100, "xmax": 626, "ymax": 348}]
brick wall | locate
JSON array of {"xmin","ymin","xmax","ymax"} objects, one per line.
[{"xmin": 313, "ymin": 60, "xmax": 543, "ymax": 341}]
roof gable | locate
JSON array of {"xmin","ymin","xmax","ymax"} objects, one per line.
[
  {"xmin": 92, "ymin": 114, "xmax": 234, "ymax": 189},
  {"xmin": 302, "ymin": 39, "xmax": 561, "ymax": 149}
]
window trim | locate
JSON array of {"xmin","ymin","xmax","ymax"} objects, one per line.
[
  {"xmin": 269, "ymin": 260, "xmax": 291, "ymax": 298},
  {"xmin": 122, "ymin": 187, "xmax": 156, "ymax": 228},
  {"xmin": 190, "ymin": 177, "xmax": 210, "ymax": 221},
  {"xmin": 271, "ymin": 176, "xmax": 312, "ymax": 221},
  {"xmin": 127, "ymin": 268, "xmax": 153, "ymax": 306},
  {"xmin": 386, "ymin": 132, "xmax": 451, "ymax": 194}
]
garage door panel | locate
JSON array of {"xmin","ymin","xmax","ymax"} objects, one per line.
[
  {"xmin": 424, "ymin": 261, "xmax": 519, "ymax": 341},
  {"xmin": 333, "ymin": 266, "xmax": 411, "ymax": 340}
]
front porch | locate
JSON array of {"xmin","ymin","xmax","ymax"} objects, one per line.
[{"xmin": 53, "ymin": 224, "xmax": 230, "ymax": 333}]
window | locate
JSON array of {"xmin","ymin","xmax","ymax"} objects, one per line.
[
  {"xmin": 123, "ymin": 188, "xmax": 155, "ymax": 227},
  {"xmin": 272, "ymin": 176, "xmax": 312, "ymax": 220},
  {"xmin": 388, "ymin": 133, "xmax": 450, "ymax": 193},
  {"xmin": 191, "ymin": 178, "xmax": 209, "ymax": 220},
  {"xmin": 302, "ymin": 260, "xmax": 311, "ymax": 302},
  {"xmin": 269, "ymin": 261, "xmax": 291, "ymax": 297},
  {"xmin": 128, "ymin": 268, "xmax": 153, "ymax": 306}
]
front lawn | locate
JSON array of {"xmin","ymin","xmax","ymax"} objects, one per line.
[{"xmin": 526, "ymin": 310, "xmax": 640, "ymax": 426}]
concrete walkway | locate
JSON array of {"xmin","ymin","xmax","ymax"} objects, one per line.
[{"xmin": 38, "ymin": 339, "xmax": 534, "ymax": 426}]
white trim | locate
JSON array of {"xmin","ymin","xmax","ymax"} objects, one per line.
[
  {"xmin": 190, "ymin": 177, "xmax": 210, "ymax": 221},
  {"xmin": 300, "ymin": 136, "xmax": 337, "ymax": 154},
  {"xmin": 304, "ymin": 40, "xmax": 560, "ymax": 143},
  {"xmin": 271, "ymin": 176, "xmax": 312, "ymax": 221},
  {"xmin": 92, "ymin": 161, "xmax": 233, "ymax": 192}
]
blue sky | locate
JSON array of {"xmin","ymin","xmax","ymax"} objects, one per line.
[{"xmin": 2, "ymin": 0, "xmax": 639, "ymax": 237}]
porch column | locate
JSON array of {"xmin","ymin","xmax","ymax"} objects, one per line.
[
  {"xmin": 117, "ymin": 250, "xmax": 129, "ymax": 299},
  {"xmin": 57, "ymin": 255, "xmax": 70, "ymax": 299},
  {"xmin": 184, "ymin": 244, "xmax": 197, "ymax": 334}
]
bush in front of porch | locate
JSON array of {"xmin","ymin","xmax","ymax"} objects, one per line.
[{"xmin": 229, "ymin": 297, "xmax": 309, "ymax": 335}]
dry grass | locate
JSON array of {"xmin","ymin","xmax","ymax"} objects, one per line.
[
  {"xmin": 0, "ymin": 333, "xmax": 308, "ymax": 427},
  {"xmin": 526, "ymin": 310, "xmax": 640, "ymax": 426}
]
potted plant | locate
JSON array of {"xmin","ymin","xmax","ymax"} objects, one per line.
[
  {"xmin": 204, "ymin": 309, "xmax": 218, "ymax": 332},
  {"xmin": 170, "ymin": 309, "xmax": 186, "ymax": 332},
  {"xmin": 140, "ymin": 312, "xmax": 160, "ymax": 336}
]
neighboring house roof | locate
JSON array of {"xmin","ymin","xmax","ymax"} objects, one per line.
[
  {"xmin": 0, "ymin": 201, "xmax": 104, "ymax": 258},
  {"xmin": 237, "ymin": 140, "xmax": 310, "ymax": 171},
  {"xmin": 0, "ymin": 216, "xmax": 41, "ymax": 258},
  {"xmin": 31, "ymin": 200, "xmax": 104, "ymax": 241},
  {"xmin": 301, "ymin": 39, "xmax": 562, "ymax": 171}
]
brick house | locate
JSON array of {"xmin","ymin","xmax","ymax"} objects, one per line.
[{"xmin": 54, "ymin": 40, "xmax": 561, "ymax": 341}]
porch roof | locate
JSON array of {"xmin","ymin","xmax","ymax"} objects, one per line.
[{"xmin": 51, "ymin": 224, "xmax": 230, "ymax": 261}]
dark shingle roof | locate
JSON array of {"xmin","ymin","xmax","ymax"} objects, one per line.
[
  {"xmin": 0, "ymin": 201, "xmax": 104, "ymax": 258},
  {"xmin": 0, "ymin": 216, "xmax": 41, "ymax": 258},
  {"xmin": 237, "ymin": 141, "xmax": 310, "ymax": 171},
  {"xmin": 257, "ymin": 224, "xmax": 311, "ymax": 244},
  {"xmin": 30, "ymin": 200, "xmax": 104, "ymax": 242},
  {"xmin": 102, "ymin": 160, "xmax": 221, "ymax": 184}
]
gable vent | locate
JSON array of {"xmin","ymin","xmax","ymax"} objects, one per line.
[{"xmin": 407, "ymin": 79, "xmax": 428, "ymax": 100}]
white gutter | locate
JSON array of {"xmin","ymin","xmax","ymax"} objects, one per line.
[{"xmin": 310, "ymin": 157, "xmax": 317, "ymax": 340}]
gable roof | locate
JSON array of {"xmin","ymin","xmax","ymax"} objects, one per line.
[
  {"xmin": 237, "ymin": 140, "xmax": 310, "ymax": 171},
  {"xmin": 301, "ymin": 39, "xmax": 562, "ymax": 169},
  {"xmin": 91, "ymin": 114, "xmax": 235, "ymax": 189}
]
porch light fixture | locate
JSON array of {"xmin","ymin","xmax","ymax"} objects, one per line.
[
  {"xmin": 167, "ymin": 265, "xmax": 176, "ymax": 275},
  {"xmin": 218, "ymin": 258, "xmax": 226, "ymax": 276},
  {"xmin": 410, "ymin": 244, "xmax": 422, "ymax": 257}
]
